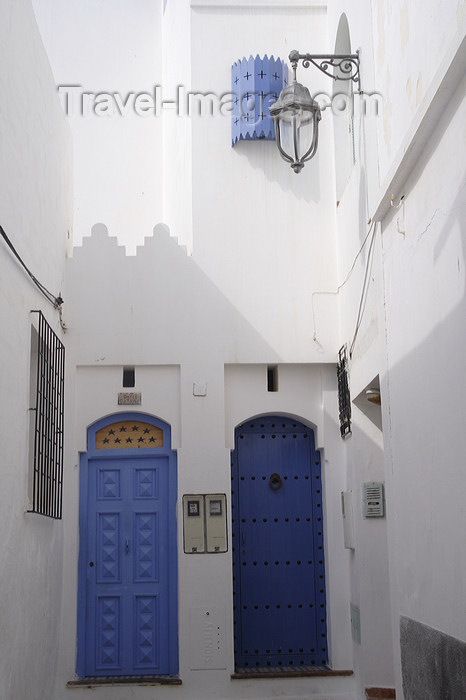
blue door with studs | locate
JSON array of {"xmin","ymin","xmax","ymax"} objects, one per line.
[
  {"xmin": 77, "ymin": 413, "xmax": 178, "ymax": 677},
  {"xmin": 231, "ymin": 416, "xmax": 327, "ymax": 669}
]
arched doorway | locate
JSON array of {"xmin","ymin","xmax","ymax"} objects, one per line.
[
  {"xmin": 77, "ymin": 413, "xmax": 178, "ymax": 677},
  {"xmin": 231, "ymin": 415, "xmax": 327, "ymax": 669}
]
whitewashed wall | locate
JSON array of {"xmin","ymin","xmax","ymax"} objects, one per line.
[
  {"xmin": 32, "ymin": 0, "xmax": 163, "ymax": 254},
  {"xmin": 11, "ymin": 1, "xmax": 463, "ymax": 699},
  {"xmin": 380, "ymin": 70, "xmax": 466, "ymax": 698},
  {"xmin": 55, "ymin": 9, "xmax": 350, "ymax": 698},
  {"xmin": 189, "ymin": 1, "xmax": 339, "ymax": 362},
  {"xmin": 0, "ymin": 1, "xmax": 72, "ymax": 699},
  {"xmin": 58, "ymin": 220, "xmax": 357, "ymax": 699},
  {"xmin": 162, "ymin": 0, "xmax": 193, "ymax": 253},
  {"xmin": 328, "ymin": 0, "xmax": 466, "ymax": 697}
]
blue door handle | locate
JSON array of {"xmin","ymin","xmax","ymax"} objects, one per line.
[{"xmin": 125, "ymin": 538, "xmax": 130, "ymax": 554}]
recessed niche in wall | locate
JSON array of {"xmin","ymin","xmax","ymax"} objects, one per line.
[
  {"xmin": 123, "ymin": 366, "xmax": 135, "ymax": 388},
  {"xmin": 267, "ymin": 365, "xmax": 278, "ymax": 392}
]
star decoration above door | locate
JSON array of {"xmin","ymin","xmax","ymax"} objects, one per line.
[{"xmin": 95, "ymin": 421, "xmax": 164, "ymax": 449}]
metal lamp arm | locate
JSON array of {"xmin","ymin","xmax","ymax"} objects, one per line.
[{"xmin": 289, "ymin": 49, "xmax": 361, "ymax": 91}]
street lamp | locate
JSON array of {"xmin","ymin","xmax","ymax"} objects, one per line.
[{"xmin": 269, "ymin": 49, "xmax": 360, "ymax": 173}]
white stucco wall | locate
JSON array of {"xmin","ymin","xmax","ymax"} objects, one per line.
[
  {"xmin": 162, "ymin": 0, "xmax": 193, "ymax": 252},
  {"xmin": 57, "ymin": 217, "xmax": 356, "ymax": 698},
  {"xmin": 328, "ymin": 1, "xmax": 466, "ymax": 697},
  {"xmin": 3, "ymin": 1, "xmax": 461, "ymax": 699},
  {"xmin": 372, "ymin": 0, "xmax": 465, "ymax": 185},
  {"xmin": 381, "ymin": 69, "xmax": 466, "ymax": 697},
  {"xmin": 0, "ymin": 1, "xmax": 72, "ymax": 699},
  {"xmin": 31, "ymin": 0, "xmax": 164, "ymax": 254},
  {"xmin": 189, "ymin": 1, "xmax": 340, "ymax": 361}
]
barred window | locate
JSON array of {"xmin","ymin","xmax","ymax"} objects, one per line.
[
  {"xmin": 337, "ymin": 344, "xmax": 351, "ymax": 438},
  {"xmin": 29, "ymin": 311, "xmax": 65, "ymax": 518}
]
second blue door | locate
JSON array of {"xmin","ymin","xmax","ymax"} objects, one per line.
[{"xmin": 232, "ymin": 416, "xmax": 328, "ymax": 669}]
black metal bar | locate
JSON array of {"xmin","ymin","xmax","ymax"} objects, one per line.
[
  {"xmin": 45, "ymin": 317, "xmax": 52, "ymax": 515},
  {"xmin": 59, "ymin": 340, "xmax": 64, "ymax": 514},
  {"xmin": 50, "ymin": 322, "xmax": 57, "ymax": 517},
  {"xmin": 30, "ymin": 311, "xmax": 65, "ymax": 518},
  {"xmin": 32, "ymin": 324, "xmax": 40, "ymax": 513},
  {"xmin": 38, "ymin": 317, "xmax": 47, "ymax": 513},
  {"xmin": 55, "ymin": 330, "xmax": 64, "ymax": 518}
]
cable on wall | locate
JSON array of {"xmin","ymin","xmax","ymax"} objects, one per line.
[
  {"xmin": 348, "ymin": 223, "xmax": 378, "ymax": 358},
  {"xmin": 0, "ymin": 224, "xmax": 64, "ymax": 308},
  {"xmin": 311, "ymin": 219, "xmax": 376, "ymax": 346}
]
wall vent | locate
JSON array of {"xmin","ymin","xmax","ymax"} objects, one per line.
[{"xmin": 363, "ymin": 482, "xmax": 384, "ymax": 518}]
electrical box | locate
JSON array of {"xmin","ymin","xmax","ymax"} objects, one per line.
[
  {"xmin": 189, "ymin": 606, "xmax": 226, "ymax": 670},
  {"xmin": 205, "ymin": 494, "xmax": 227, "ymax": 553},
  {"xmin": 183, "ymin": 495, "xmax": 206, "ymax": 553},
  {"xmin": 363, "ymin": 482, "xmax": 385, "ymax": 518},
  {"xmin": 183, "ymin": 494, "xmax": 228, "ymax": 553},
  {"xmin": 341, "ymin": 491, "xmax": 355, "ymax": 549}
]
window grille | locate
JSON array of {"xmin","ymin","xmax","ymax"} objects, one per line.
[
  {"xmin": 337, "ymin": 344, "xmax": 351, "ymax": 438},
  {"xmin": 30, "ymin": 311, "xmax": 65, "ymax": 518}
]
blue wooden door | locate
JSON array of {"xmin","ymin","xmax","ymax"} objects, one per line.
[
  {"xmin": 77, "ymin": 415, "xmax": 178, "ymax": 677},
  {"xmin": 232, "ymin": 416, "xmax": 328, "ymax": 669}
]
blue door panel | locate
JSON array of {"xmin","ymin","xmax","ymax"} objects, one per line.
[
  {"xmin": 85, "ymin": 457, "xmax": 168, "ymax": 675},
  {"xmin": 232, "ymin": 416, "xmax": 328, "ymax": 669},
  {"xmin": 78, "ymin": 414, "xmax": 178, "ymax": 678}
]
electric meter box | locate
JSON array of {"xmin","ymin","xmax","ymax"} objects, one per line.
[
  {"xmin": 205, "ymin": 494, "xmax": 227, "ymax": 553},
  {"xmin": 183, "ymin": 495, "xmax": 206, "ymax": 553},
  {"xmin": 183, "ymin": 494, "xmax": 228, "ymax": 553}
]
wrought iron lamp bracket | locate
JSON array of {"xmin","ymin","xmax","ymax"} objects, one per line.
[{"xmin": 289, "ymin": 49, "xmax": 361, "ymax": 92}]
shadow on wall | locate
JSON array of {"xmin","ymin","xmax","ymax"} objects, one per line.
[
  {"xmin": 382, "ymin": 172, "xmax": 466, "ymax": 696},
  {"xmin": 232, "ymin": 138, "xmax": 321, "ymax": 204},
  {"xmin": 65, "ymin": 222, "xmax": 285, "ymax": 365},
  {"xmin": 348, "ymin": 410, "xmax": 395, "ymax": 691}
]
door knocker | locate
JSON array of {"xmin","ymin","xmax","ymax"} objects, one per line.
[{"xmin": 269, "ymin": 473, "xmax": 283, "ymax": 490}]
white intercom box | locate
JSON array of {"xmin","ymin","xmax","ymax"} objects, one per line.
[
  {"xmin": 363, "ymin": 482, "xmax": 385, "ymax": 518},
  {"xmin": 183, "ymin": 494, "xmax": 227, "ymax": 553}
]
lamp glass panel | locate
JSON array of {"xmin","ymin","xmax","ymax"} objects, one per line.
[
  {"xmin": 279, "ymin": 108, "xmax": 314, "ymax": 162},
  {"xmin": 278, "ymin": 114, "xmax": 294, "ymax": 160},
  {"xmin": 295, "ymin": 112, "xmax": 314, "ymax": 161}
]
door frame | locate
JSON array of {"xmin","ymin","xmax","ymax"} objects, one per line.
[{"xmin": 76, "ymin": 411, "xmax": 178, "ymax": 678}]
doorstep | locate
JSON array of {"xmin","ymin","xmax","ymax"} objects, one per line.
[
  {"xmin": 67, "ymin": 676, "xmax": 182, "ymax": 688},
  {"xmin": 231, "ymin": 667, "xmax": 353, "ymax": 679},
  {"xmin": 365, "ymin": 689, "xmax": 396, "ymax": 699}
]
